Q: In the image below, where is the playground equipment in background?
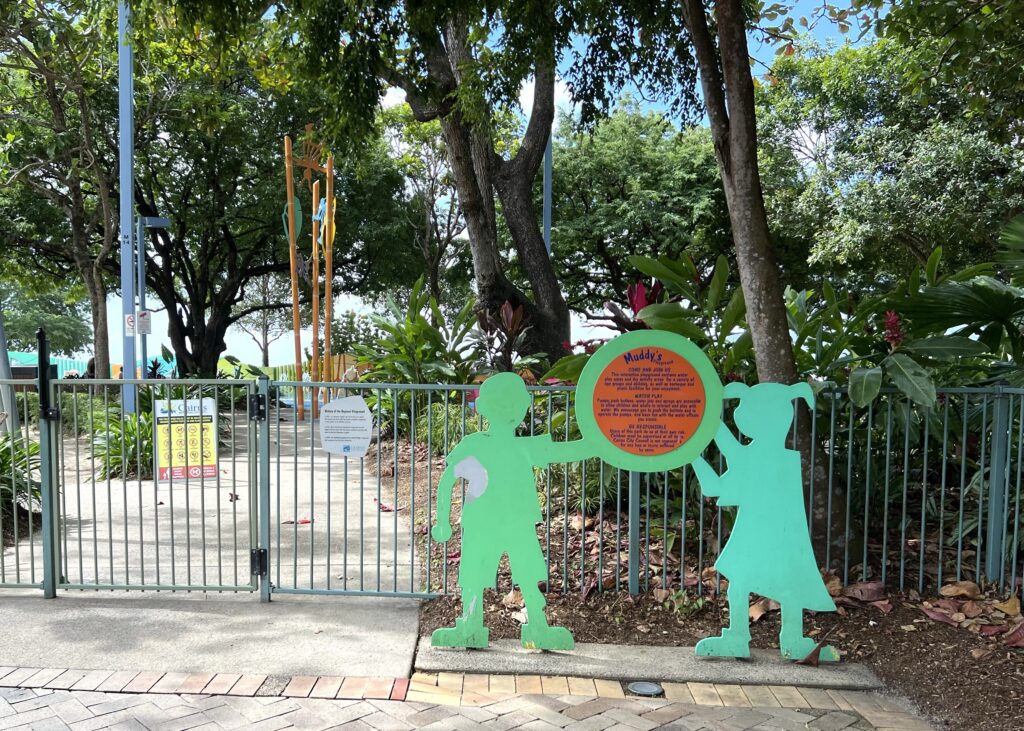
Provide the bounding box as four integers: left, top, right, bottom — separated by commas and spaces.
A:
283, 125, 337, 421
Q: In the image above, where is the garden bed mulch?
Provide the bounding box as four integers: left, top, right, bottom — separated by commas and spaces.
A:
420, 581, 1024, 731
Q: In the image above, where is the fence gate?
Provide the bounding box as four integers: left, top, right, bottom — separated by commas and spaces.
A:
262, 380, 440, 599
47, 377, 259, 593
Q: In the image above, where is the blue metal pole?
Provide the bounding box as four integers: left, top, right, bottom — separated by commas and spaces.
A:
628, 470, 640, 595
543, 136, 552, 256
118, 1, 136, 406
136, 217, 147, 379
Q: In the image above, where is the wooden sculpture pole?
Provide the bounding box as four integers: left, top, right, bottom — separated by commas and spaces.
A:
283, 135, 304, 421
310, 180, 321, 419
323, 156, 335, 394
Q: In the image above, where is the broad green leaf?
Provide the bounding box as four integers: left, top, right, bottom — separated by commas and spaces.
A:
636, 304, 706, 340
627, 255, 695, 299
901, 336, 988, 360
705, 255, 729, 313
884, 353, 936, 406
925, 246, 942, 285
849, 367, 882, 407
541, 354, 590, 384
719, 287, 746, 343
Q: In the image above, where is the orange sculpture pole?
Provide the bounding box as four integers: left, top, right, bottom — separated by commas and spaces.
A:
323, 155, 335, 398
310, 180, 321, 418
283, 135, 304, 421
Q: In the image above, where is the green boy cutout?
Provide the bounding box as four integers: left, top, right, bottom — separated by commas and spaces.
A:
692, 382, 839, 662
431, 372, 589, 650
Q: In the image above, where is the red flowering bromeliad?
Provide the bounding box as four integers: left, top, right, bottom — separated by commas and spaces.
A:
603, 279, 666, 332
883, 310, 904, 349
626, 280, 665, 316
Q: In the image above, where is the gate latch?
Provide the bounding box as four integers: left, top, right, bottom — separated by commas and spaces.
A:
251, 548, 268, 577
248, 394, 266, 422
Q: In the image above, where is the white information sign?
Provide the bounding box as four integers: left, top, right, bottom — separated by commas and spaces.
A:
138, 310, 153, 335
319, 396, 373, 458
124, 313, 136, 336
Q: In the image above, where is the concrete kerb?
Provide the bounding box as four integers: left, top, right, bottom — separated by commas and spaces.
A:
413, 638, 883, 690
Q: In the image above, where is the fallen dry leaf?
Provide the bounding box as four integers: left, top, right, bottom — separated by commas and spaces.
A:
935, 598, 960, 612
994, 595, 1021, 617
652, 588, 671, 603
939, 580, 981, 599
961, 601, 984, 619
971, 647, 993, 660
869, 599, 893, 614
919, 606, 960, 626
749, 600, 767, 623
795, 639, 830, 666
979, 624, 1007, 637
1003, 622, 1024, 648
503, 589, 523, 608
842, 581, 886, 602
823, 573, 842, 597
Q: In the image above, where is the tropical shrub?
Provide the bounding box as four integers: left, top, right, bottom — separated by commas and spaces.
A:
354, 277, 481, 385
0, 433, 41, 532
91, 412, 155, 479
414, 399, 485, 456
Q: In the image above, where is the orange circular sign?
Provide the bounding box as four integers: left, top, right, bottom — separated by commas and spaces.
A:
591, 346, 706, 456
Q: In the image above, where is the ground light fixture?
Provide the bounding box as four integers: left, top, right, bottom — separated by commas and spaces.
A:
626, 681, 664, 697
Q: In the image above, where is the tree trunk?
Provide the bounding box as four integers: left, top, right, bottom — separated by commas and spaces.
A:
401, 20, 571, 363
81, 266, 110, 380
494, 173, 571, 358
681, 0, 845, 563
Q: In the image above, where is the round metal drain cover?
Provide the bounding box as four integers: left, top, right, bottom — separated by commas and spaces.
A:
626, 681, 664, 697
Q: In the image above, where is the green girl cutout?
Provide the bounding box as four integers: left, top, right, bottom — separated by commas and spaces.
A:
692, 382, 839, 662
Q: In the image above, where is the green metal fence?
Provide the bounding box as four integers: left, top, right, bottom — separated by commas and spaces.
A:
2, 338, 1021, 600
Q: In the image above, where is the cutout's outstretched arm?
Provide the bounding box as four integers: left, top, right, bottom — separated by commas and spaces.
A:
714, 422, 741, 459
432, 464, 456, 542
529, 436, 592, 466
693, 454, 740, 504
692, 456, 722, 496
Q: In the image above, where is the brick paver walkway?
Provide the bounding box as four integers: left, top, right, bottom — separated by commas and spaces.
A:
0, 668, 935, 730
0, 685, 934, 730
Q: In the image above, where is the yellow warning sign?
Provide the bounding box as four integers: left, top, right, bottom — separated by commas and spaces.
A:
155, 398, 218, 480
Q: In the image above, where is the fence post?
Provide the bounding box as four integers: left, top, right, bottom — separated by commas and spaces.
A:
628, 470, 640, 595
985, 384, 1011, 587
258, 375, 272, 602
36, 329, 60, 598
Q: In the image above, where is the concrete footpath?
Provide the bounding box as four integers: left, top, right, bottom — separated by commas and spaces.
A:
0, 591, 418, 678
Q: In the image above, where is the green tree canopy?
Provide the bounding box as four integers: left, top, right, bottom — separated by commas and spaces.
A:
0, 280, 91, 357
757, 40, 1024, 285
545, 102, 731, 314
853, 0, 1024, 142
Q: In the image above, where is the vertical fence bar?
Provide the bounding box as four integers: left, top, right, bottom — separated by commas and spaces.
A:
986, 385, 1011, 585
258, 376, 271, 602
37, 330, 58, 597
628, 470, 640, 595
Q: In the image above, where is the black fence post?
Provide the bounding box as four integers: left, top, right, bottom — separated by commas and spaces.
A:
985, 383, 1011, 588
36, 329, 60, 597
